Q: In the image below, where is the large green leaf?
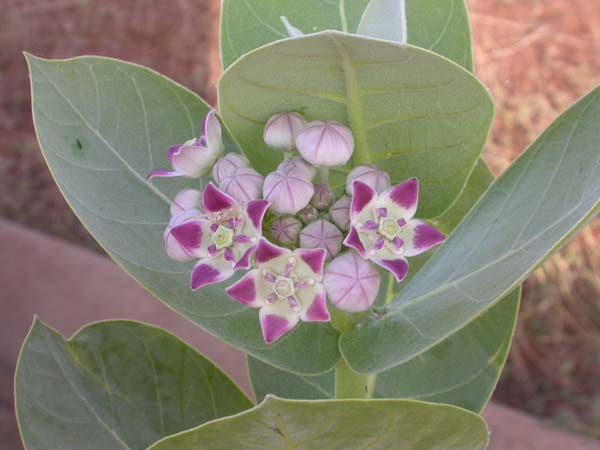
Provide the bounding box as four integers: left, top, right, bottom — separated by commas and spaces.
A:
26, 54, 340, 375
248, 289, 518, 412
149, 396, 489, 450
218, 32, 493, 218
220, 0, 370, 69
15, 320, 252, 450
341, 86, 600, 374
220, 0, 473, 72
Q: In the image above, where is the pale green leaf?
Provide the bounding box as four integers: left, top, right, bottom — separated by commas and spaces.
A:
26, 53, 340, 375
218, 32, 493, 217
340, 86, 600, 373
357, 0, 407, 44
149, 396, 489, 450
15, 320, 252, 450
220, 0, 370, 69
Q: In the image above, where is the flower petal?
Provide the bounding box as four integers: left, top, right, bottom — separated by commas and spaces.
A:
190, 256, 234, 290
379, 178, 419, 220
295, 248, 326, 279
225, 270, 262, 307
167, 144, 183, 164
234, 245, 256, 270
245, 199, 269, 231
204, 110, 224, 154
259, 309, 299, 344
343, 226, 367, 258
350, 180, 377, 219
255, 238, 288, 265
147, 169, 182, 181
402, 220, 445, 257
299, 285, 330, 322
170, 189, 203, 216
373, 257, 409, 283
202, 182, 237, 213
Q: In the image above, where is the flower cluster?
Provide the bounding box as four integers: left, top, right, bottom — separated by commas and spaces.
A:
150, 110, 445, 343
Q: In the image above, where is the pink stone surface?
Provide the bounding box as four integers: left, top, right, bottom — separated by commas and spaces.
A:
1, 218, 599, 450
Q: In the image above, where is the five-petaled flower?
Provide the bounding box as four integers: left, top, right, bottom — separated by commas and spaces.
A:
164, 182, 268, 290
148, 110, 223, 180
344, 178, 445, 282
226, 238, 330, 343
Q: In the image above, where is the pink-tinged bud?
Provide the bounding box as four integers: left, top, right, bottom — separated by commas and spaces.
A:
346, 165, 390, 195
163, 210, 206, 262
277, 157, 317, 180
300, 219, 343, 260
212, 153, 249, 184
296, 120, 354, 167
311, 183, 333, 210
330, 196, 351, 231
263, 169, 314, 214
219, 167, 264, 203
170, 189, 203, 216
324, 252, 381, 312
270, 216, 302, 247
263, 112, 308, 151
297, 205, 319, 224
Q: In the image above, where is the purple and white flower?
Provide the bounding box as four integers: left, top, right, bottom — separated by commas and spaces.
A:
226, 238, 330, 343
323, 252, 381, 313
263, 169, 315, 214
219, 167, 264, 203
300, 219, 343, 261
263, 112, 308, 151
212, 153, 250, 184
148, 110, 223, 180
346, 165, 390, 195
344, 178, 445, 282
296, 120, 354, 167
164, 182, 268, 290
170, 189, 203, 216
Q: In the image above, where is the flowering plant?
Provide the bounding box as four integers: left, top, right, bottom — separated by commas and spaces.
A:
16, 1, 600, 449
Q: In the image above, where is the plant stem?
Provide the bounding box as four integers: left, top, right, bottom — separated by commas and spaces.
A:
317, 166, 329, 183
335, 358, 372, 399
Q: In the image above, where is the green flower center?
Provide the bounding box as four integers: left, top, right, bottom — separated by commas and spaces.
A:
379, 217, 400, 240
273, 277, 295, 299
212, 225, 234, 250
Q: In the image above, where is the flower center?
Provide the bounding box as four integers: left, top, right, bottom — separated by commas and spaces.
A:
379, 217, 400, 240
212, 225, 234, 250
273, 276, 295, 299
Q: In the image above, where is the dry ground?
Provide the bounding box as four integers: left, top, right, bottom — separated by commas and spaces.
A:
0, 0, 599, 439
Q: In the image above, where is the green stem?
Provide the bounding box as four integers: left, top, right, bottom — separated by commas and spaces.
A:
335, 358, 372, 399
317, 166, 329, 183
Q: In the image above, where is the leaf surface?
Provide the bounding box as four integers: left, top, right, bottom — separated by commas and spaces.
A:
15, 320, 252, 450
149, 396, 488, 450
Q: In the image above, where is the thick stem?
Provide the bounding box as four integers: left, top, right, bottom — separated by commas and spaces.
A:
317, 166, 330, 183
335, 358, 372, 399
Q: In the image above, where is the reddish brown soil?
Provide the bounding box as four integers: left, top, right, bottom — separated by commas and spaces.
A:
0, 0, 599, 440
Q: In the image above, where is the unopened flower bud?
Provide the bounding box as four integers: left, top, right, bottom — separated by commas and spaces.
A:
300, 219, 343, 260
311, 183, 333, 210
263, 169, 314, 214
277, 156, 317, 180
324, 252, 381, 312
212, 153, 249, 184
263, 112, 308, 151
170, 189, 203, 216
296, 120, 354, 167
297, 205, 318, 224
270, 216, 302, 247
330, 196, 351, 231
220, 167, 264, 203
346, 165, 390, 195
163, 210, 205, 262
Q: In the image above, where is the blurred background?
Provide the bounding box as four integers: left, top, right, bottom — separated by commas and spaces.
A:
1, 0, 599, 448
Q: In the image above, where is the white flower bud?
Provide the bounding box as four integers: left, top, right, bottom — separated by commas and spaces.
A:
270, 216, 302, 247
263, 169, 314, 214
212, 153, 249, 184
263, 112, 308, 151
346, 165, 390, 195
219, 167, 265, 203
296, 120, 354, 167
330, 196, 351, 231
300, 219, 343, 261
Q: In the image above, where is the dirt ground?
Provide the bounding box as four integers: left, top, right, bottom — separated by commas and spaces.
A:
0, 0, 599, 440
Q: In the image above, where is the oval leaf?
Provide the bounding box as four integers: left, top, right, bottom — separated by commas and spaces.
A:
340, 86, 600, 373
218, 31, 494, 217
15, 320, 252, 450
26, 53, 340, 375
149, 396, 488, 450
